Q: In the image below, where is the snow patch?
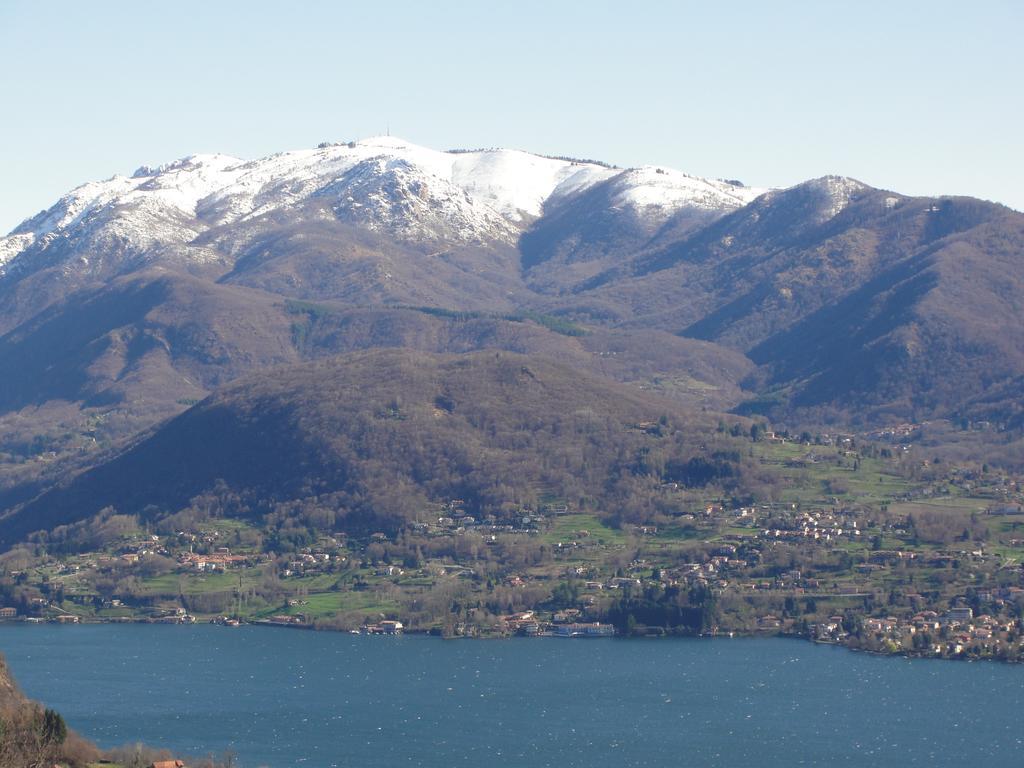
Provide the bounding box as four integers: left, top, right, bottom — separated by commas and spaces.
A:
611, 167, 765, 214
451, 149, 615, 221
0, 232, 35, 269
808, 176, 867, 220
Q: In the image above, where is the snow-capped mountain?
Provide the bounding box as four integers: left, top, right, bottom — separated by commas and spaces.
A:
0, 130, 1020, 510
0, 136, 766, 279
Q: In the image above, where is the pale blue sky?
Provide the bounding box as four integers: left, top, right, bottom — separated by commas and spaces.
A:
1, 0, 1021, 232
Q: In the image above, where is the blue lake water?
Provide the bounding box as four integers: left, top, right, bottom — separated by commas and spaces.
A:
1, 624, 1022, 767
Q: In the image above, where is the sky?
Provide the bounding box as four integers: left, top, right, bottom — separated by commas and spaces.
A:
1, 0, 1021, 232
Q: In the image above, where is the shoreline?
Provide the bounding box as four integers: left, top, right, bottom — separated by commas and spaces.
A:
2, 616, 1019, 665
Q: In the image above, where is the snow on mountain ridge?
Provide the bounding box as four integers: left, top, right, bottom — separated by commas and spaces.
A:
754, 175, 868, 224
315, 155, 519, 243
610, 167, 765, 214
810, 175, 868, 219
450, 148, 616, 221
0, 137, 768, 273
0, 233, 34, 267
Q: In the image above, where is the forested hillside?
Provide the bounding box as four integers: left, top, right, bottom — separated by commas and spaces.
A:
3, 350, 760, 547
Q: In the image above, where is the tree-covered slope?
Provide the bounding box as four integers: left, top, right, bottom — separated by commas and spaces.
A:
1, 350, 752, 546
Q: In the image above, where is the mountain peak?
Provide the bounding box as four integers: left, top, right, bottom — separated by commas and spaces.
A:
2, 137, 773, 276
749, 175, 872, 223
806, 175, 870, 219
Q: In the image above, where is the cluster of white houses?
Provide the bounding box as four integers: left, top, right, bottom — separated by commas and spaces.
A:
500, 610, 615, 637
811, 606, 1022, 656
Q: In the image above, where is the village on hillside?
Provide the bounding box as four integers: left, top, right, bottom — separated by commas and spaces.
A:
1, 431, 1022, 662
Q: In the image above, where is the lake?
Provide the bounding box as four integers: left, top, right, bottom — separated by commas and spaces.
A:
1, 624, 1021, 767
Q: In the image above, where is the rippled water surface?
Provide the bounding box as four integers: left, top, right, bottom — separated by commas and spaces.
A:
1, 624, 1022, 767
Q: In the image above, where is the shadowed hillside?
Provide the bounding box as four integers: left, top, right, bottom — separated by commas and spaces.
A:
553, 186, 1024, 424
1, 350, 754, 546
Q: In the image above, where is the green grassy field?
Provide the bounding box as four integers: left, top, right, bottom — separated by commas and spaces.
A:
887, 496, 990, 516
541, 513, 629, 547
252, 588, 402, 620
752, 442, 916, 506
142, 570, 255, 595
